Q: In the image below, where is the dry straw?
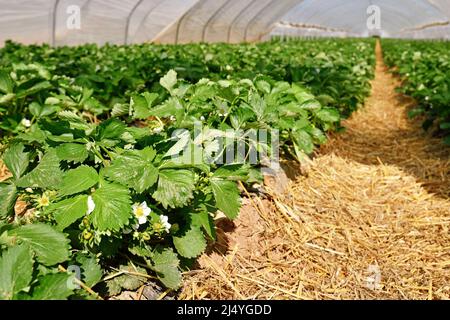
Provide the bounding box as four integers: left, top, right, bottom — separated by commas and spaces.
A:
179, 43, 450, 300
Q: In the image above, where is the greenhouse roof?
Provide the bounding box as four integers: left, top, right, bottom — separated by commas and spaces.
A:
0, 0, 449, 46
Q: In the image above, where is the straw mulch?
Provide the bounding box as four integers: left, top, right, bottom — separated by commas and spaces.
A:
0, 159, 11, 182
179, 42, 450, 300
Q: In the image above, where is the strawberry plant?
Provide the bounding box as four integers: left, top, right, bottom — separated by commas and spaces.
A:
0, 38, 375, 299
0, 69, 342, 297
383, 40, 450, 143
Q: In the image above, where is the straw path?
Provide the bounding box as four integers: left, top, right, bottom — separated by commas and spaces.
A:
179, 41, 450, 300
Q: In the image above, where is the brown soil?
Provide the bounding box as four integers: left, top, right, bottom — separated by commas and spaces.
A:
179, 41, 450, 300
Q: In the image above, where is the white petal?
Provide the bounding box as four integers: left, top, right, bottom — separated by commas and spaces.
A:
143, 207, 151, 216
138, 216, 147, 224
164, 222, 171, 232
160, 215, 168, 223
87, 196, 95, 215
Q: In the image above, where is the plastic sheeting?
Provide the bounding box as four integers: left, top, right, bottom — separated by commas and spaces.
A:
154, 0, 302, 43
278, 0, 450, 39
0, 0, 449, 46
0, 0, 200, 46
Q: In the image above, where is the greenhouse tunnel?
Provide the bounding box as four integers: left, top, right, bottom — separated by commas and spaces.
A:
1, 0, 450, 303
0, 0, 449, 46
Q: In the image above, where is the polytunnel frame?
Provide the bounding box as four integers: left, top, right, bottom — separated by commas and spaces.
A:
51, 0, 193, 45
227, 0, 258, 43
244, 0, 276, 42
244, 0, 302, 42
125, 0, 145, 45
201, 0, 233, 42
172, 0, 303, 43
132, 0, 167, 43
48, 0, 450, 46
281, 0, 450, 37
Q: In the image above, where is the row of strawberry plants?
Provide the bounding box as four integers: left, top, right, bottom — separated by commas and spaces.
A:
382, 40, 450, 144
0, 39, 374, 299
0, 39, 375, 135
0, 71, 341, 299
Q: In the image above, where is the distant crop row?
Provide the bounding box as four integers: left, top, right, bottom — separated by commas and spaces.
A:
0, 39, 375, 299
383, 40, 450, 144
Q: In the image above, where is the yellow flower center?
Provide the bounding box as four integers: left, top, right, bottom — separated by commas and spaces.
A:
38, 195, 50, 207
153, 222, 162, 230
135, 207, 145, 218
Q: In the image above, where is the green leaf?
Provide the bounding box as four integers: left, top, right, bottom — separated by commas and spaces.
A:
16, 149, 63, 189
16, 81, 52, 99
131, 93, 158, 119
190, 211, 216, 240
151, 247, 181, 290
0, 245, 34, 300
2, 143, 29, 180
444, 135, 450, 145
57, 111, 92, 132
75, 254, 102, 287
97, 119, 126, 141
293, 130, 314, 154
212, 164, 249, 181
29, 102, 58, 118
49, 195, 88, 230
106, 264, 147, 294
105, 147, 158, 194
8, 224, 70, 266
173, 227, 207, 259
91, 182, 131, 231
58, 166, 98, 197
153, 169, 195, 209
0, 183, 17, 219
111, 103, 129, 118
0, 71, 14, 94
160, 70, 177, 93
55, 143, 89, 163
210, 179, 240, 219
439, 122, 450, 130
30, 273, 73, 300
0, 93, 15, 105
315, 107, 340, 123
149, 97, 183, 118
129, 243, 153, 258
256, 80, 271, 94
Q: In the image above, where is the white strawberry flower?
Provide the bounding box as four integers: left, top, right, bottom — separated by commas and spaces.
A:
133, 201, 151, 225
169, 115, 176, 121
153, 126, 163, 133
21, 118, 31, 127
200, 116, 205, 121
87, 196, 95, 215
160, 215, 171, 233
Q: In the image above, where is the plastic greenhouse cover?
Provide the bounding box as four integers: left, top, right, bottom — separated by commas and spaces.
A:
0, 0, 449, 46
0, 0, 304, 45
278, 0, 450, 38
